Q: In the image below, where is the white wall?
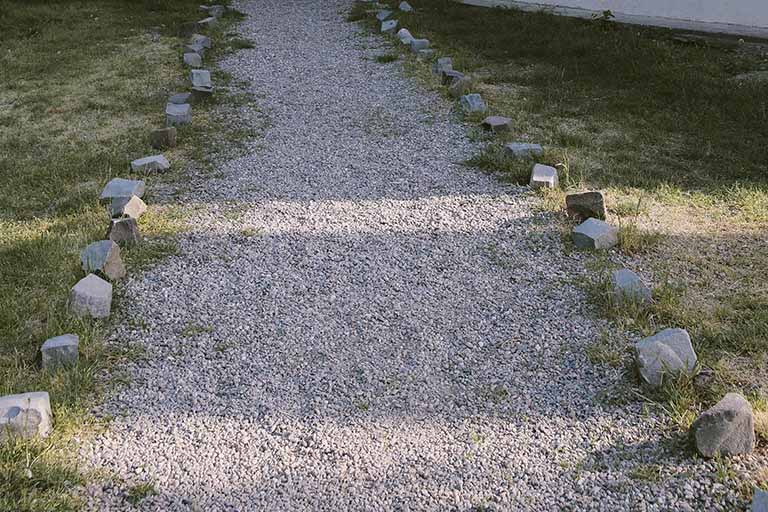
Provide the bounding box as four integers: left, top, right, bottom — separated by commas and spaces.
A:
534, 0, 768, 28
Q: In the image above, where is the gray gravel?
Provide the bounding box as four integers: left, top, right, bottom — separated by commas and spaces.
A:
78, 1, 761, 510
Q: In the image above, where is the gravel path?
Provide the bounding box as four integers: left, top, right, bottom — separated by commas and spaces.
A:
79, 1, 757, 510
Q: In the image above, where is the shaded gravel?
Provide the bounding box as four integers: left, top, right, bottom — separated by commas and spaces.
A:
78, 0, 760, 510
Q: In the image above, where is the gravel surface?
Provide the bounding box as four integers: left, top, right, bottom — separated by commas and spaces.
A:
78, 1, 761, 510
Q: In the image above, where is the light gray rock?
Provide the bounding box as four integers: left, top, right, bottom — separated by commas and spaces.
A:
99, 178, 145, 202
481, 115, 512, 133
635, 328, 697, 387
399, 1, 413, 11
190, 69, 212, 89
432, 57, 452, 75
111, 195, 147, 220
184, 52, 202, 67
529, 163, 558, 189
81, 240, 126, 281
185, 43, 206, 57
752, 489, 768, 512
166, 103, 192, 126
41, 334, 79, 370
198, 16, 217, 29
441, 69, 464, 86
376, 10, 392, 21
459, 93, 486, 113
0, 392, 52, 442
150, 127, 177, 149
505, 142, 543, 159
169, 92, 192, 105
397, 28, 413, 44
691, 393, 755, 458
565, 190, 606, 220
572, 218, 618, 250
611, 269, 652, 305
190, 33, 212, 49
381, 19, 398, 33
416, 49, 434, 59
410, 39, 430, 52
130, 154, 170, 174
192, 86, 214, 101
107, 218, 141, 245
448, 77, 472, 98
69, 274, 112, 319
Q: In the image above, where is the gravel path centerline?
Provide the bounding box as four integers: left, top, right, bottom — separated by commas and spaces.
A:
79, 1, 752, 510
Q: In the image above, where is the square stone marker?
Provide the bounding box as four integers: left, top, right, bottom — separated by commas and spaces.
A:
505, 142, 543, 159
111, 195, 148, 220
381, 19, 398, 33
0, 392, 52, 441
81, 240, 126, 280
69, 274, 113, 319
460, 93, 486, 113
107, 218, 141, 245
150, 126, 177, 149
130, 154, 170, 173
190, 69, 212, 89
99, 178, 145, 201
481, 115, 512, 132
166, 103, 192, 126
529, 163, 558, 189
185, 43, 205, 57
432, 57, 452, 75
184, 52, 202, 67
190, 33, 212, 48
376, 10, 392, 21
41, 334, 79, 370
572, 218, 619, 250
410, 38, 430, 52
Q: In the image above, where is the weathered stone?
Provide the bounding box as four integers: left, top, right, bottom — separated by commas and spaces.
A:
80, 240, 126, 281
185, 43, 206, 57
441, 69, 464, 86
190, 69, 212, 89
691, 393, 755, 458
190, 33, 212, 49
635, 328, 697, 388
381, 19, 398, 33
529, 163, 558, 189
107, 218, 141, 245
410, 38, 430, 52
611, 269, 652, 305
150, 127, 177, 149
572, 218, 618, 250
99, 178, 145, 202
481, 115, 512, 132
69, 274, 112, 319
397, 28, 413, 44
399, 1, 413, 11
169, 92, 192, 105
565, 190, 606, 220
376, 10, 392, 21
460, 93, 486, 113
0, 392, 52, 442
184, 52, 202, 67
416, 49, 434, 60
41, 334, 79, 370
191, 86, 214, 102
432, 57, 452, 75
130, 154, 170, 174
166, 103, 192, 126
448, 77, 472, 98
505, 142, 543, 159
752, 489, 768, 512
198, 16, 217, 29
208, 4, 225, 17
111, 195, 147, 220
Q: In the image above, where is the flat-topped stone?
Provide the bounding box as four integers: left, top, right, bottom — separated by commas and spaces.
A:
190, 33, 212, 48
381, 19, 398, 33
81, 240, 126, 280
107, 218, 141, 245
448, 76, 472, 98
612, 269, 652, 305
505, 142, 543, 159
198, 16, 217, 28
185, 43, 206, 57
150, 127, 177, 149
111, 195, 147, 220
410, 39, 430, 52
184, 52, 202, 67
190, 69, 212, 89
41, 334, 79, 370
0, 392, 52, 442
691, 393, 755, 458
460, 93, 486, 113
99, 178, 145, 201
572, 218, 618, 250
166, 103, 192, 126
481, 115, 512, 132
566, 191, 606, 220
432, 57, 452, 75
169, 92, 192, 105
397, 28, 413, 44
70, 274, 112, 319
376, 10, 392, 21
399, 1, 414, 11
130, 154, 170, 174
529, 163, 558, 189
416, 49, 434, 59
441, 69, 464, 86
635, 328, 697, 387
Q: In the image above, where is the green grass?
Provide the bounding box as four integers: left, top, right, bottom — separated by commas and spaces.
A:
0, 0, 255, 508
125, 482, 156, 506
375, 53, 400, 63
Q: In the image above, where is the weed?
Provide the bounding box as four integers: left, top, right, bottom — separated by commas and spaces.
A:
375, 53, 399, 64
629, 463, 662, 482
125, 482, 156, 506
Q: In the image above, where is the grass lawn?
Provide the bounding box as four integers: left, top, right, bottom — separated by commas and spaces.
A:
357, 0, 768, 468
0, 0, 256, 509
